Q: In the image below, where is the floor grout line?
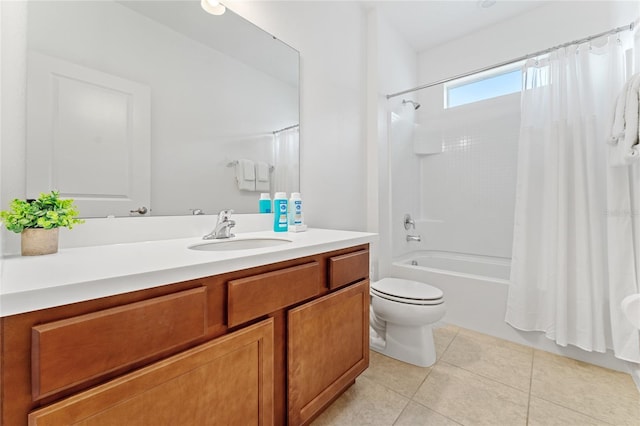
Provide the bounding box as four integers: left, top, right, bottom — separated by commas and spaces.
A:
525, 347, 535, 425
531, 394, 619, 426
390, 399, 411, 426
436, 359, 531, 395
407, 397, 465, 426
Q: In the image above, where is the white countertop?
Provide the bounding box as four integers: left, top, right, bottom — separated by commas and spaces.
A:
0, 228, 376, 317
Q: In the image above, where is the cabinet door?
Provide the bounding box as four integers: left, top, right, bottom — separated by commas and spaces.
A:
29, 319, 274, 426
288, 280, 369, 426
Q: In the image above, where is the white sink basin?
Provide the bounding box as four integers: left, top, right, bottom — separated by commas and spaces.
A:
189, 237, 292, 251
622, 294, 640, 330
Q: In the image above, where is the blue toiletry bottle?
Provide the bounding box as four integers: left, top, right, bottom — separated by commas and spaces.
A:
289, 192, 303, 225
273, 192, 288, 232
259, 193, 272, 213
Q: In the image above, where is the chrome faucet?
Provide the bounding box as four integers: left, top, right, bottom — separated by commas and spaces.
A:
406, 234, 422, 242
203, 209, 236, 240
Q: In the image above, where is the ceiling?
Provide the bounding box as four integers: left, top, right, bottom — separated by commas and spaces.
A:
365, 1, 550, 52
118, 1, 299, 86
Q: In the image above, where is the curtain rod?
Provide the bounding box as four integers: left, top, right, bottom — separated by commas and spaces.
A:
273, 124, 299, 134
386, 19, 638, 100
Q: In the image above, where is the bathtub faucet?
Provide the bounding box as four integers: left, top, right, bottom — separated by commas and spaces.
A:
406, 234, 422, 242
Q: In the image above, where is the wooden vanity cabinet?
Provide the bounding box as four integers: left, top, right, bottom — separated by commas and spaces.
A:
0, 243, 370, 426
29, 318, 275, 426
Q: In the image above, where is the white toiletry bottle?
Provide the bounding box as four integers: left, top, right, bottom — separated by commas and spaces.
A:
273, 192, 288, 232
289, 192, 303, 226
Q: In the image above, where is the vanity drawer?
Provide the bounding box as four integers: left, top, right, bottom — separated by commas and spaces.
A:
32, 287, 207, 399
227, 261, 321, 327
328, 249, 369, 290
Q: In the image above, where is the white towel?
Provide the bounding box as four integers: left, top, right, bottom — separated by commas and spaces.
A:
608, 73, 640, 166
255, 161, 270, 192
235, 159, 255, 191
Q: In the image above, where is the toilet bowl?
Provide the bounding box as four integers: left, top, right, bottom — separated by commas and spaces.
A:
369, 277, 446, 367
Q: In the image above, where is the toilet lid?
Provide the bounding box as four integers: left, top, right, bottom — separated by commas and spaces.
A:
371, 278, 443, 301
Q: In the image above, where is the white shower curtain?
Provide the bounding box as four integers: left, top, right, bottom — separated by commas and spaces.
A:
506, 36, 632, 357
608, 160, 640, 362
273, 126, 300, 194
606, 22, 640, 362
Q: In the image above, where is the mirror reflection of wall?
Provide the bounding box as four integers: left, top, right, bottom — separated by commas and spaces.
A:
25, 0, 299, 217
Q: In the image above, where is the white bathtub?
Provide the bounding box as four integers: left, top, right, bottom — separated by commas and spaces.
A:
396, 251, 511, 281
389, 250, 633, 374
389, 250, 511, 334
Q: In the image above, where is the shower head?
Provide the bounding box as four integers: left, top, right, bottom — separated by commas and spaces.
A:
402, 99, 421, 110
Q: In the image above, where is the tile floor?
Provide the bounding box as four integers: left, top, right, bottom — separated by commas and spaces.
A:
312, 324, 640, 426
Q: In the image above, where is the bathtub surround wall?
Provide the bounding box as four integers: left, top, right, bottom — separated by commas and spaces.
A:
412, 93, 519, 258
367, 7, 419, 278
389, 104, 423, 258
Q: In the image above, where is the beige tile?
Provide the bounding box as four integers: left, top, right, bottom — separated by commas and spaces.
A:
311, 376, 409, 426
413, 362, 528, 426
456, 327, 533, 354
433, 323, 460, 359
393, 401, 461, 426
531, 350, 640, 426
528, 396, 613, 426
440, 328, 533, 390
362, 351, 431, 397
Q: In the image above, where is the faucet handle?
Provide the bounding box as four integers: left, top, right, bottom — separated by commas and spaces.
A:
218, 209, 234, 221
404, 214, 415, 230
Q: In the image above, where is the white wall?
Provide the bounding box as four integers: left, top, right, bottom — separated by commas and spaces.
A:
226, 1, 368, 231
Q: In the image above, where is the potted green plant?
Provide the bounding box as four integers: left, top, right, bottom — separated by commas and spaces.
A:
0, 190, 84, 256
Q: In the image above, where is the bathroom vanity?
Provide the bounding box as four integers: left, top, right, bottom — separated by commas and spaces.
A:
0, 229, 374, 425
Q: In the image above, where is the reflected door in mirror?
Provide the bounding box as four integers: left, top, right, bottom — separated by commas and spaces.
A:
26, 52, 151, 217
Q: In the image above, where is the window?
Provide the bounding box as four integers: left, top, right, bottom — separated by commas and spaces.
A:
444, 63, 523, 109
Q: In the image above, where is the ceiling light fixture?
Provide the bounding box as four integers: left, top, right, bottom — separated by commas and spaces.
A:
201, 0, 226, 15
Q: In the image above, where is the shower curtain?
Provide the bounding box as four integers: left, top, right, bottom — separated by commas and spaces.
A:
273, 126, 300, 194
506, 34, 639, 361
608, 158, 640, 363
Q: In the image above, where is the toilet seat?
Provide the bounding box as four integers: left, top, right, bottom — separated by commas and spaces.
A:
371, 278, 443, 306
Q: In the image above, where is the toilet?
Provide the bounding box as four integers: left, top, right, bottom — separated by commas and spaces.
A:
369, 277, 446, 367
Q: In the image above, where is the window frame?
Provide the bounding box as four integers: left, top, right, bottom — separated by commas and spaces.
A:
443, 60, 525, 109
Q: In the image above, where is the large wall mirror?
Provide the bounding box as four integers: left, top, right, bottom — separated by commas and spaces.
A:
24, 0, 299, 218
